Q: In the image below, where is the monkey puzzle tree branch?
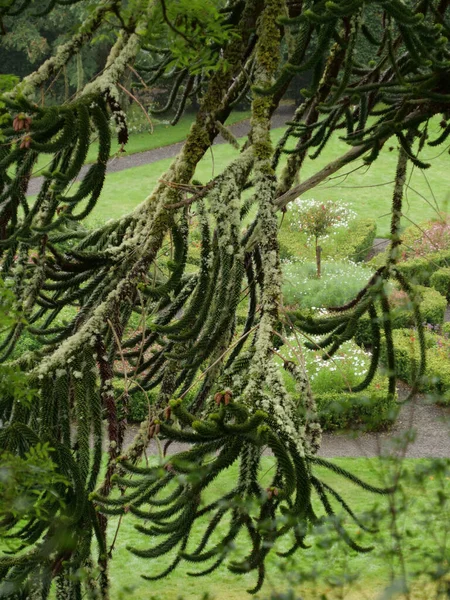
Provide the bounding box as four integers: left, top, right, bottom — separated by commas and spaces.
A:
275, 140, 375, 209
1, 1, 450, 597
275, 106, 430, 211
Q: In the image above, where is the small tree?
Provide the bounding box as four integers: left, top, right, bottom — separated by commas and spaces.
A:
290, 199, 355, 278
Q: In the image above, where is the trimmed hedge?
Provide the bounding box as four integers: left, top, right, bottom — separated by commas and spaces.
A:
347, 218, 377, 262
114, 382, 156, 422
380, 328, 450, 405
279, 217, 376, 263
315, 384, 397, 431
397, 250, 450, 286
120, 377, 396, 431
442, 322, 450, 337
356, 285, 447, 346
430, 267, 450, 301
419, 285, 448, 324
371, 248, 450, 286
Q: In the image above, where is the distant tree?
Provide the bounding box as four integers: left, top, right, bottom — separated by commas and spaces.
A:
0, 0, 447, 597
0, 1, 113, 100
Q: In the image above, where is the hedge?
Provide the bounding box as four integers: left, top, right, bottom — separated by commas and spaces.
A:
279, 217, 377, 263
315, 384, 398, 431
371, 248, 450, 286
397, 250, 450, 286
430, 267, 450, 301
346, 218, 377, 262
119, 377, 396, 431
356, 285, 447, 346
114, 382, 156, 422
380, 328, 450, 405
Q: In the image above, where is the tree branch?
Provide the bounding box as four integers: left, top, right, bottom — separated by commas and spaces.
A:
275, 142, 373, 209
275, 109, 427, 210
160, 0, 196, 49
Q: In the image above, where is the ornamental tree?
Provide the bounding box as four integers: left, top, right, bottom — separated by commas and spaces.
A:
0, 0, 447, 597
290, 198, 355, 277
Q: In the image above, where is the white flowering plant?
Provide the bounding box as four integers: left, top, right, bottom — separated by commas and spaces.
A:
289, 198, 357, 277
282, 338, 372, 394
281, 258, 374, 309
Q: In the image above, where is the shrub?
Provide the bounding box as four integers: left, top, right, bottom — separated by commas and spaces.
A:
10, 332, 42, 358
288, 198, 356, 239
356, 284, 447, 345
282, 259, 374, 309
371, 248, 450, 284
430, 267, 450, 301
0, 74, 19, 93
370, 216, 450, 287
396, 249, 450, 286
288, 198, 357, 277
417, 285, 448, 324
380, 328, 450, 404
398, 216, 450, 260
289, 198, 356, 236
346, 218, 377, 262
371, 217, 450, 264
315, 384, 397, 431
114, 381, 155, 422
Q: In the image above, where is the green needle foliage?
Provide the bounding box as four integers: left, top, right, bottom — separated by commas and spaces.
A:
0, 0, 448, 597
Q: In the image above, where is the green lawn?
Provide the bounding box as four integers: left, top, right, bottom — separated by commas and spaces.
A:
107, 456, 450, 600
82, 115, 450, 237
31, 110, 250, 176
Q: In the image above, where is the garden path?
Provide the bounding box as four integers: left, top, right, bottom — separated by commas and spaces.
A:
26, 105, 296, 196
122, 384, 450, 459
319, 383, 450, 458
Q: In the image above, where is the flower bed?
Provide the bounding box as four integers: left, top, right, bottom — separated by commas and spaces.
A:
283, 339, 396, 430
282, 258, 374, 309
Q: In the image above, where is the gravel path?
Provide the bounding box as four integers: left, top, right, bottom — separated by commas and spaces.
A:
365, 237, 390, 261
26, 105, 295, 197
121, 384, 450, 459
319, 384, 450, 458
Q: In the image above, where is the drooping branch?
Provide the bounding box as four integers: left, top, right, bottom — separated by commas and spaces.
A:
2, 0, 450, 597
